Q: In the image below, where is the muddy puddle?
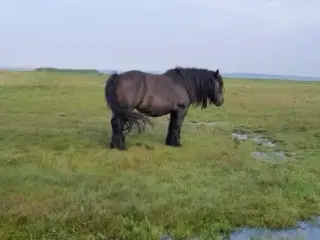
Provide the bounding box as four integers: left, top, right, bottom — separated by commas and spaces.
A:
229, 216, 320, 240
232, 131, 287, 163
232, 132, 276, 148
160, 216, 320, 239
192, 121, 218, 126
251, 151, 286, 163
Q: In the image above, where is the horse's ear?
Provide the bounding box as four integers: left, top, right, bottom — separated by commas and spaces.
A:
175, 67, 184, 78
175, 67, 181, 73
213, 69, 219, 77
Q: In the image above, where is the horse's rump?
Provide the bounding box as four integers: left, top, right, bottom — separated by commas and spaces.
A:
104, 72, 152, 134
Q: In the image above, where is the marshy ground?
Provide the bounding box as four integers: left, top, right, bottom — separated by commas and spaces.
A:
0, 71, 319, 240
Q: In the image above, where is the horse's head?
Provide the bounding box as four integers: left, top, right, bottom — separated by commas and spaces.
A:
209, 69, 224, 107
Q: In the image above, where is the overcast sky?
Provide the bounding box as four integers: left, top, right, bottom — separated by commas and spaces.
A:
1, 0, 319, 76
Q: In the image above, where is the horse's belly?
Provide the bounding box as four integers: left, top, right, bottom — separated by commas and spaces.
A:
136, 95, 172, 117
136, 107, 171, 117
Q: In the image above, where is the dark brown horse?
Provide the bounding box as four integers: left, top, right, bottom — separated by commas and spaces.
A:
104, 66, 225, 150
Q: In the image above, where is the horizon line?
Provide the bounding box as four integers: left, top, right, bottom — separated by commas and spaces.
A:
0, 65, 319, 79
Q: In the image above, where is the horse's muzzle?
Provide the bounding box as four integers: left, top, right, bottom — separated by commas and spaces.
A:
215, 97, 224, 106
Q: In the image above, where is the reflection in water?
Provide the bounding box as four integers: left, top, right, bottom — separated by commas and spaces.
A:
251, 151, 286, 163
232, 132, 249, 141
229, 217, 320, 240
251, 135, 276, 147
159, 217, 320, 240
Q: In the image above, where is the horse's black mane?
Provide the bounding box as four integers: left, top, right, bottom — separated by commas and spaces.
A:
163, 66, 224, 109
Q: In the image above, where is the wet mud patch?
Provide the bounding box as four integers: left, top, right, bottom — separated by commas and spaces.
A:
231, 129, 291, 163
233, 133, 277, 148
232, 132, 249, 141
251, 136, 276, 147
232, 130, 279, 148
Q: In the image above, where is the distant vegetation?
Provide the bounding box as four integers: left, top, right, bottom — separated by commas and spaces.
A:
223, 72, 320, 81
34, 67, 102, 75
0, 66, 318, 81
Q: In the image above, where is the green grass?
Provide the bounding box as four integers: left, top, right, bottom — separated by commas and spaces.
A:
0, 70, 320, 240
34, 67, 102, 75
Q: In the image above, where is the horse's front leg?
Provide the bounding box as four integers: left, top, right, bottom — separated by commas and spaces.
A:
166, 108, 187, 147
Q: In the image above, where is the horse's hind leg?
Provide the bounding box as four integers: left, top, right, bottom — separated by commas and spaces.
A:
110, 115, 126, 150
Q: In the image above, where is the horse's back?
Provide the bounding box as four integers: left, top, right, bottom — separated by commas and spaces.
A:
144, 72, 190, 106
118, 70, 174, 87
117, 69, 188, 99
118, 70, 146, 80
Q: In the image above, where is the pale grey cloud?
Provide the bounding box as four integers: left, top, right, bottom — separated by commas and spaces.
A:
0, 0, 319, 76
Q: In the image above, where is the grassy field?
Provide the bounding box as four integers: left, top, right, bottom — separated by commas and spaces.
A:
0, 70, 319, 240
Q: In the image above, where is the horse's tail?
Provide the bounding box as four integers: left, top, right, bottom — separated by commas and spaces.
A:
104, 73, 152, 135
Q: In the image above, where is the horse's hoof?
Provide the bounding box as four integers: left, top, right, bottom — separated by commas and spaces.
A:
110, 143, 126, 150
166, 142, 182, 147
110, 146, 127, 151
118, 146, 127, 151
